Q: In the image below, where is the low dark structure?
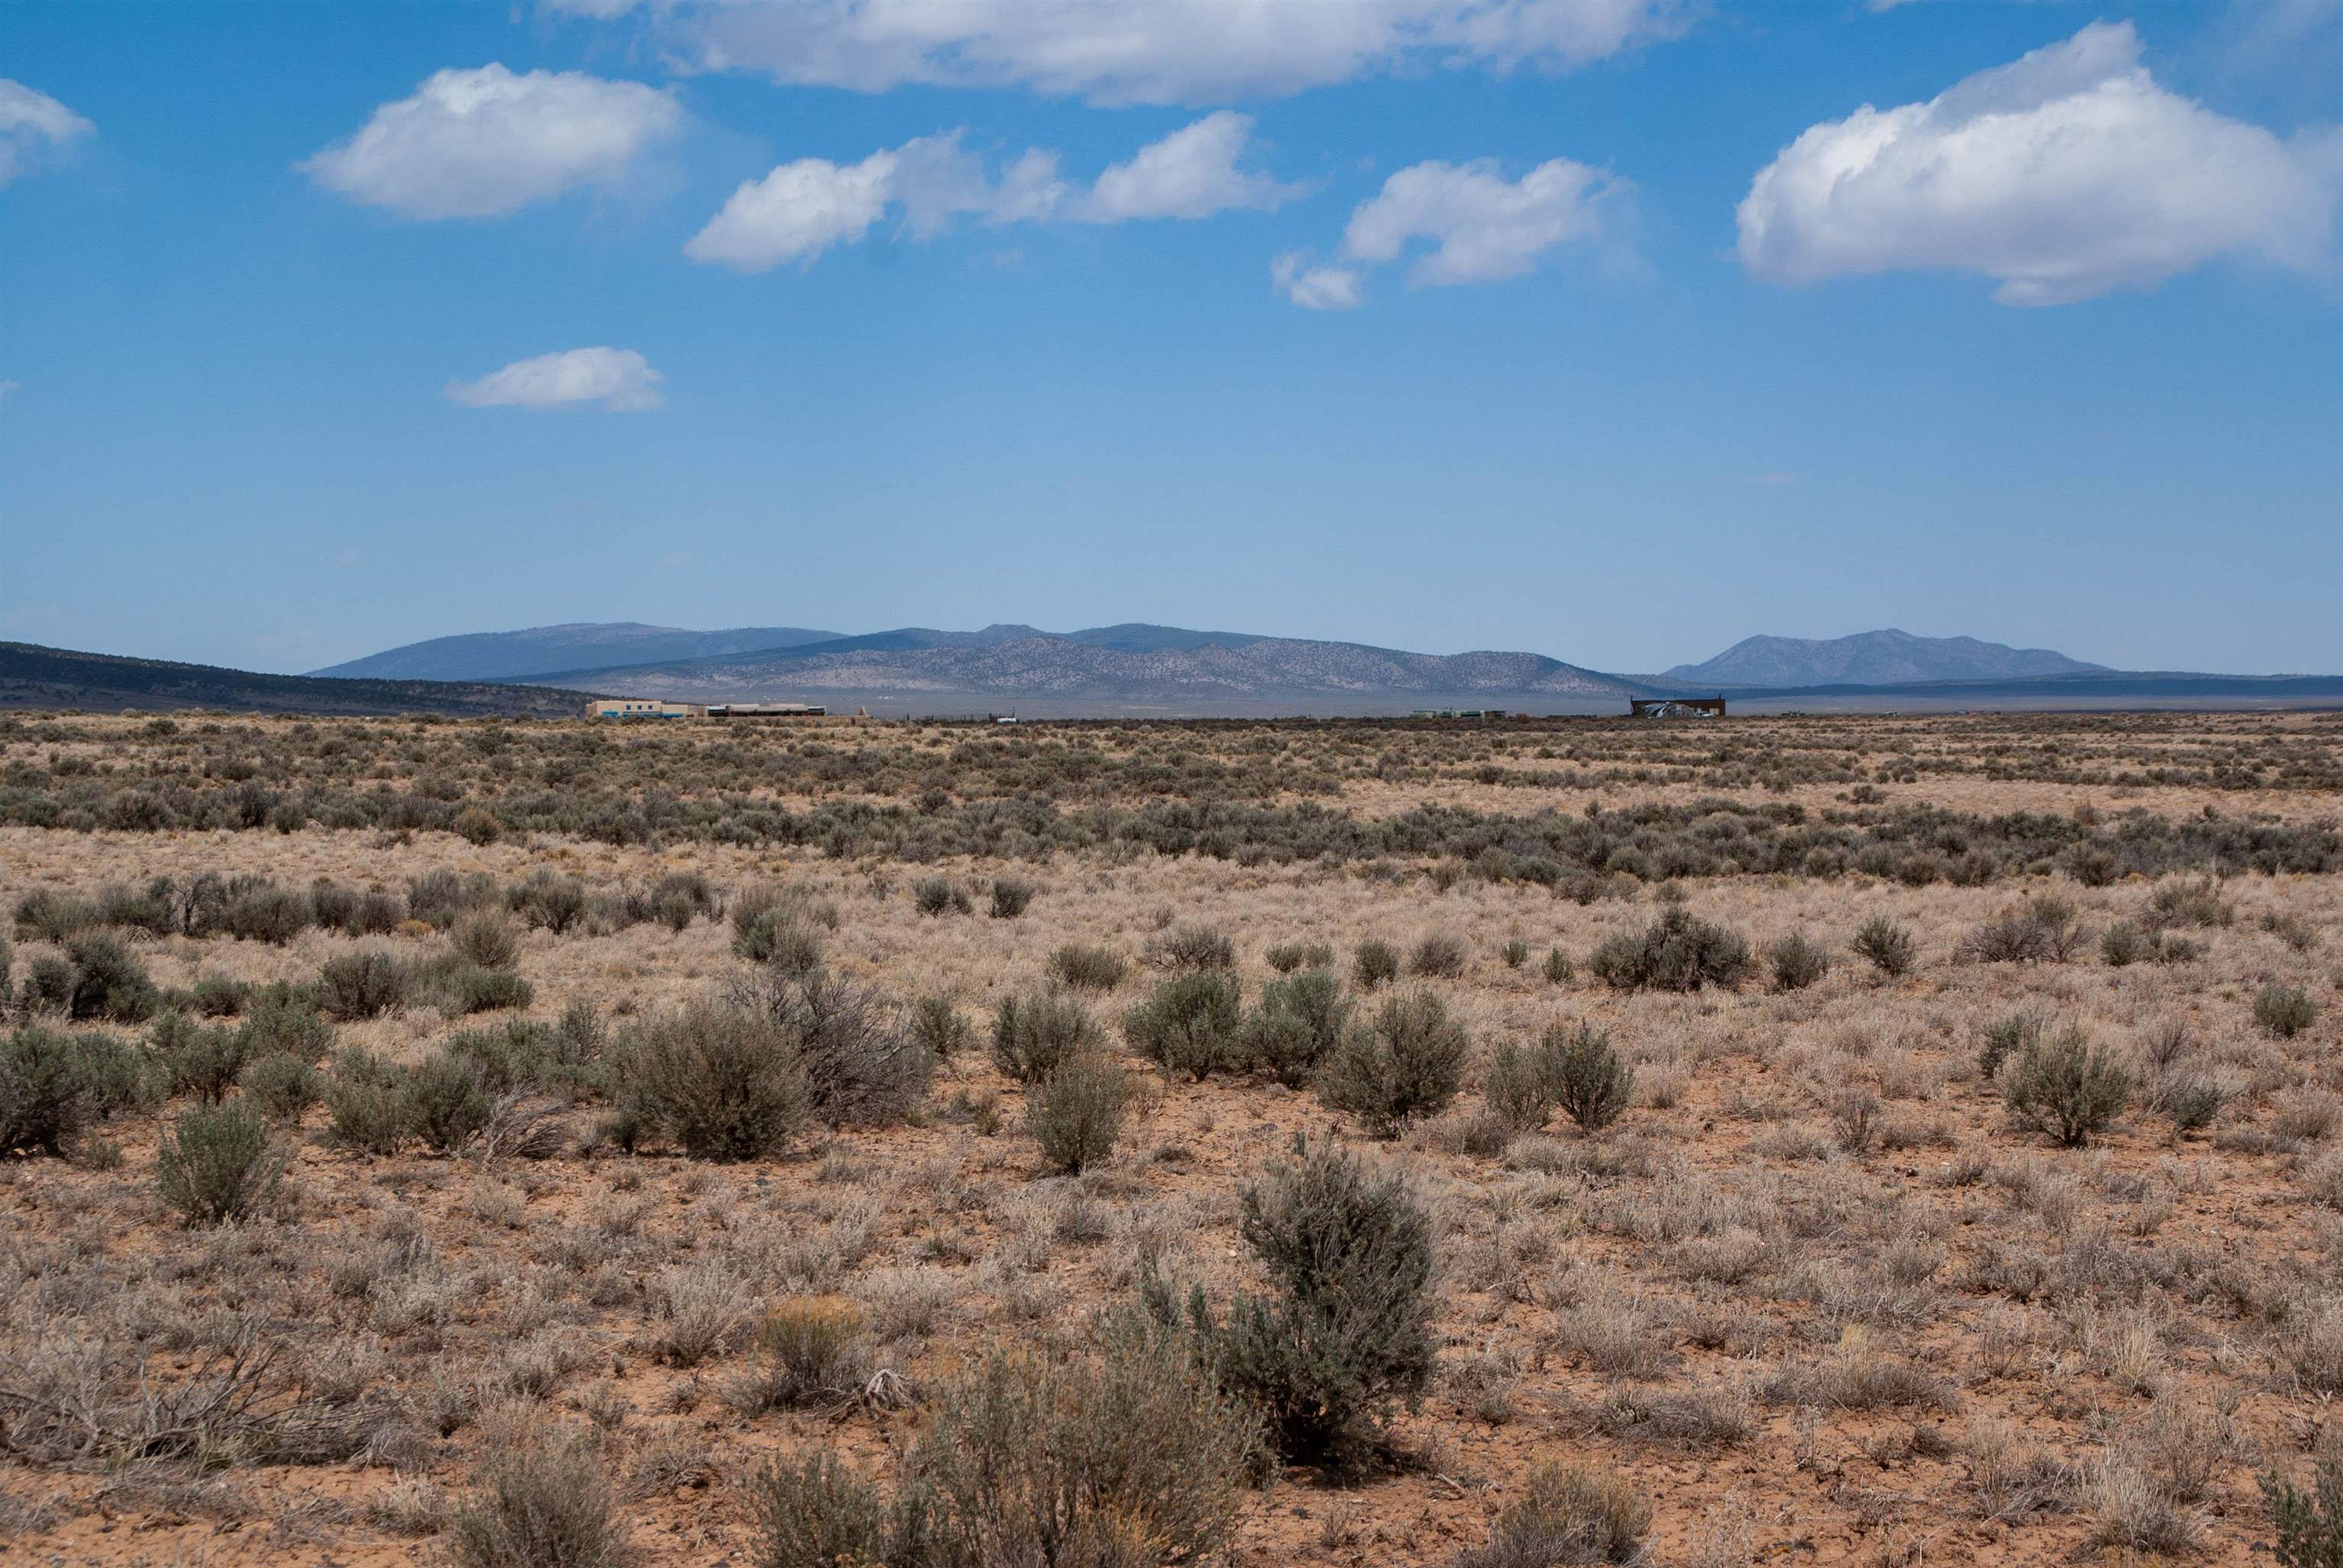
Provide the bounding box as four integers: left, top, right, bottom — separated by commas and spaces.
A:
1630, 696, 1727, 718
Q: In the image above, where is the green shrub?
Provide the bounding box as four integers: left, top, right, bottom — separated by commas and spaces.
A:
1123, 972, 1244, 1080
20, 953, 74, 1015
1852, 915, 1918, 977
449, 1431, 630, 1568
747, 1320, 1255, 1568
1454, 1460, 1650, 1568
2256, 983, 2319, 1039
60, 933, 160, 1023
1499, 938, 1529, 970
1317, 991, 1467, 1136
908, 995, 970, 1058
1236, 969, 1351, 1087
101, 882, 178, 937
1959, 895, 2081, 964
14, 889, 101, 943
451, 806, 503, 847
1026, 1052, 1131, 1174
326, 1046, 410, 1155
510, 873, 587, 934
991, 989, 1104, 1084
447, 1019, 554, 1094
2164, 1074, 2227, 1133
2262, 1451, 2343, 1568
1978, 1011, 2044, 1081
1166, 1137, 1435, 1468
155, 1100, 284, 1226
320, 947, 411, 1021
1588, 908, 1751, 993
730, 969, 931, 1129
435, 963, 534, 1016
222, 882, 313, 944
622, 1003, 808, 1161
1407, 931, 1468, 978
733, 1297, 870, 1415
72, 1030, 148, 1119
1353, 939, 1400, 989
148, 1011, 251, 1104
2002, 1022, 2130, 1146
188, 973, 252, 1017
1542, 946, 1574, 985
1146, 924, 1236, 972
988, 878, 1036, 919
1768, 931, 1829, 991
452, 909, 522, 969
403, 1051, 494, 1154
912, 876, 970, 917
2100, 921, 2151, 967
241, 1052, 323, 1123
1551, 1020, 1633, 1132
239, 989, 336, 1062
0, 1025, 94, 1155
1265, 940, 1333, 975
1044, 943, 1128, 991
734, 909, 824, 974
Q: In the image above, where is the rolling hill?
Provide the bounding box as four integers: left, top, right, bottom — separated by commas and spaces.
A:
310, 622, 841, 683
0, 643, 597, 718
1663, 629, 2103, 688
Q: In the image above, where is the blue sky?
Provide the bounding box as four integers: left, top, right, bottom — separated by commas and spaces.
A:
2, 1, 2339, 676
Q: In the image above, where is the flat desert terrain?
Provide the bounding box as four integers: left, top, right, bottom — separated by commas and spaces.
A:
1, 709, 2338, 1566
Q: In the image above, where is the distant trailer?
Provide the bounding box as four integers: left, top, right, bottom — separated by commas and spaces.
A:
705, 702, 826, 719
1410, 708, 1512, 720
1628, 697, 1727, 719
587, 699, 704, 719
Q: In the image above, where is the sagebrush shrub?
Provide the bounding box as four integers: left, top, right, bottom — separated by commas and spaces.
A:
1542, 946, 1574, 986
1123, 972, 1243, 1080
1548, 1020, 1634, 1132
1769, 931, 1829, 991
2255, 983, 2319, 1039
147, 1011, 251, 1104
1454, 1460, 1650, 1568
1588, 908, 1751, 993
622, 1003, 808, 1161
733, 1296, 870, 1414
1265, 940, 1333, 975
2003, 1022, 2130, 1146
320, 947, 410, 1020
156, 1100, 284, 1226
240, 1051, 322, 1123
1853, 916, 1918, 978
2101, 921, 2152, 968
912, 877, 969, 917
1146, 924, 1236, 972
449, 1430, 630, 1568
990, 989, 1103, 1084
908, 995, 970, 1058
1236, 969, 1351, 1087
326, 1046, 408, 1155
1353, 939, 1400, 989
1407, 931, 1467, 978
403, 1051, 493, 1154
749, 1320, 1255, 1568
1317, 991, 1467, 1136
1164, 1137, 1435, 1467
0, 1025, 94, 1156
988, 878, 1035, 919
2261, 1452, 2343, 1568
1026, 1051, 1130, 1174
451, 909, 522, 969
729, 969, 931, 1129
1044, 943, 1128, 991
1959, 895, 2081, 965
59, 933, 159, 1023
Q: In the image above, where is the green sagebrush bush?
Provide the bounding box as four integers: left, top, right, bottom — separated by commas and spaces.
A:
1588, 908, 1751, 993
991, 988, 1104, 1084
746, 1316, 1258, 1568
1153, 1136, 1435, 1470
156, 1099, 284, 1226
1317, 991, 1467, 1136
1236, 969, 1351, 1088
1123, 971, 1243, 1080
2002, 1021, 2130, 1146
1025, 1052, 1131, 1174
1485, 1020, 1633, 1135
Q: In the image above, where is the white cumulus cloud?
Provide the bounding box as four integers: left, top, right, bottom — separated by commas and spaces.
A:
1736, 21, 2341, 305
303, 63, 680, 220
1271, 251, 1364, 310
0, 79, 95, 186
1081, 111, 1297, 220
688, 114, 1290, 272
445, 347, 665, 410
566, 0, 1686, 106
1342, 156, 1618, 284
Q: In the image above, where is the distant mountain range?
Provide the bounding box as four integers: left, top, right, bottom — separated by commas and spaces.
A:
5, 631, 2337, 718
0, 642, 592, 718
312, 623, 843, 683
1663, 629, 2104, 688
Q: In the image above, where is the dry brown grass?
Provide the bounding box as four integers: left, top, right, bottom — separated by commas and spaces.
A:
0, 710, 2338, 1566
